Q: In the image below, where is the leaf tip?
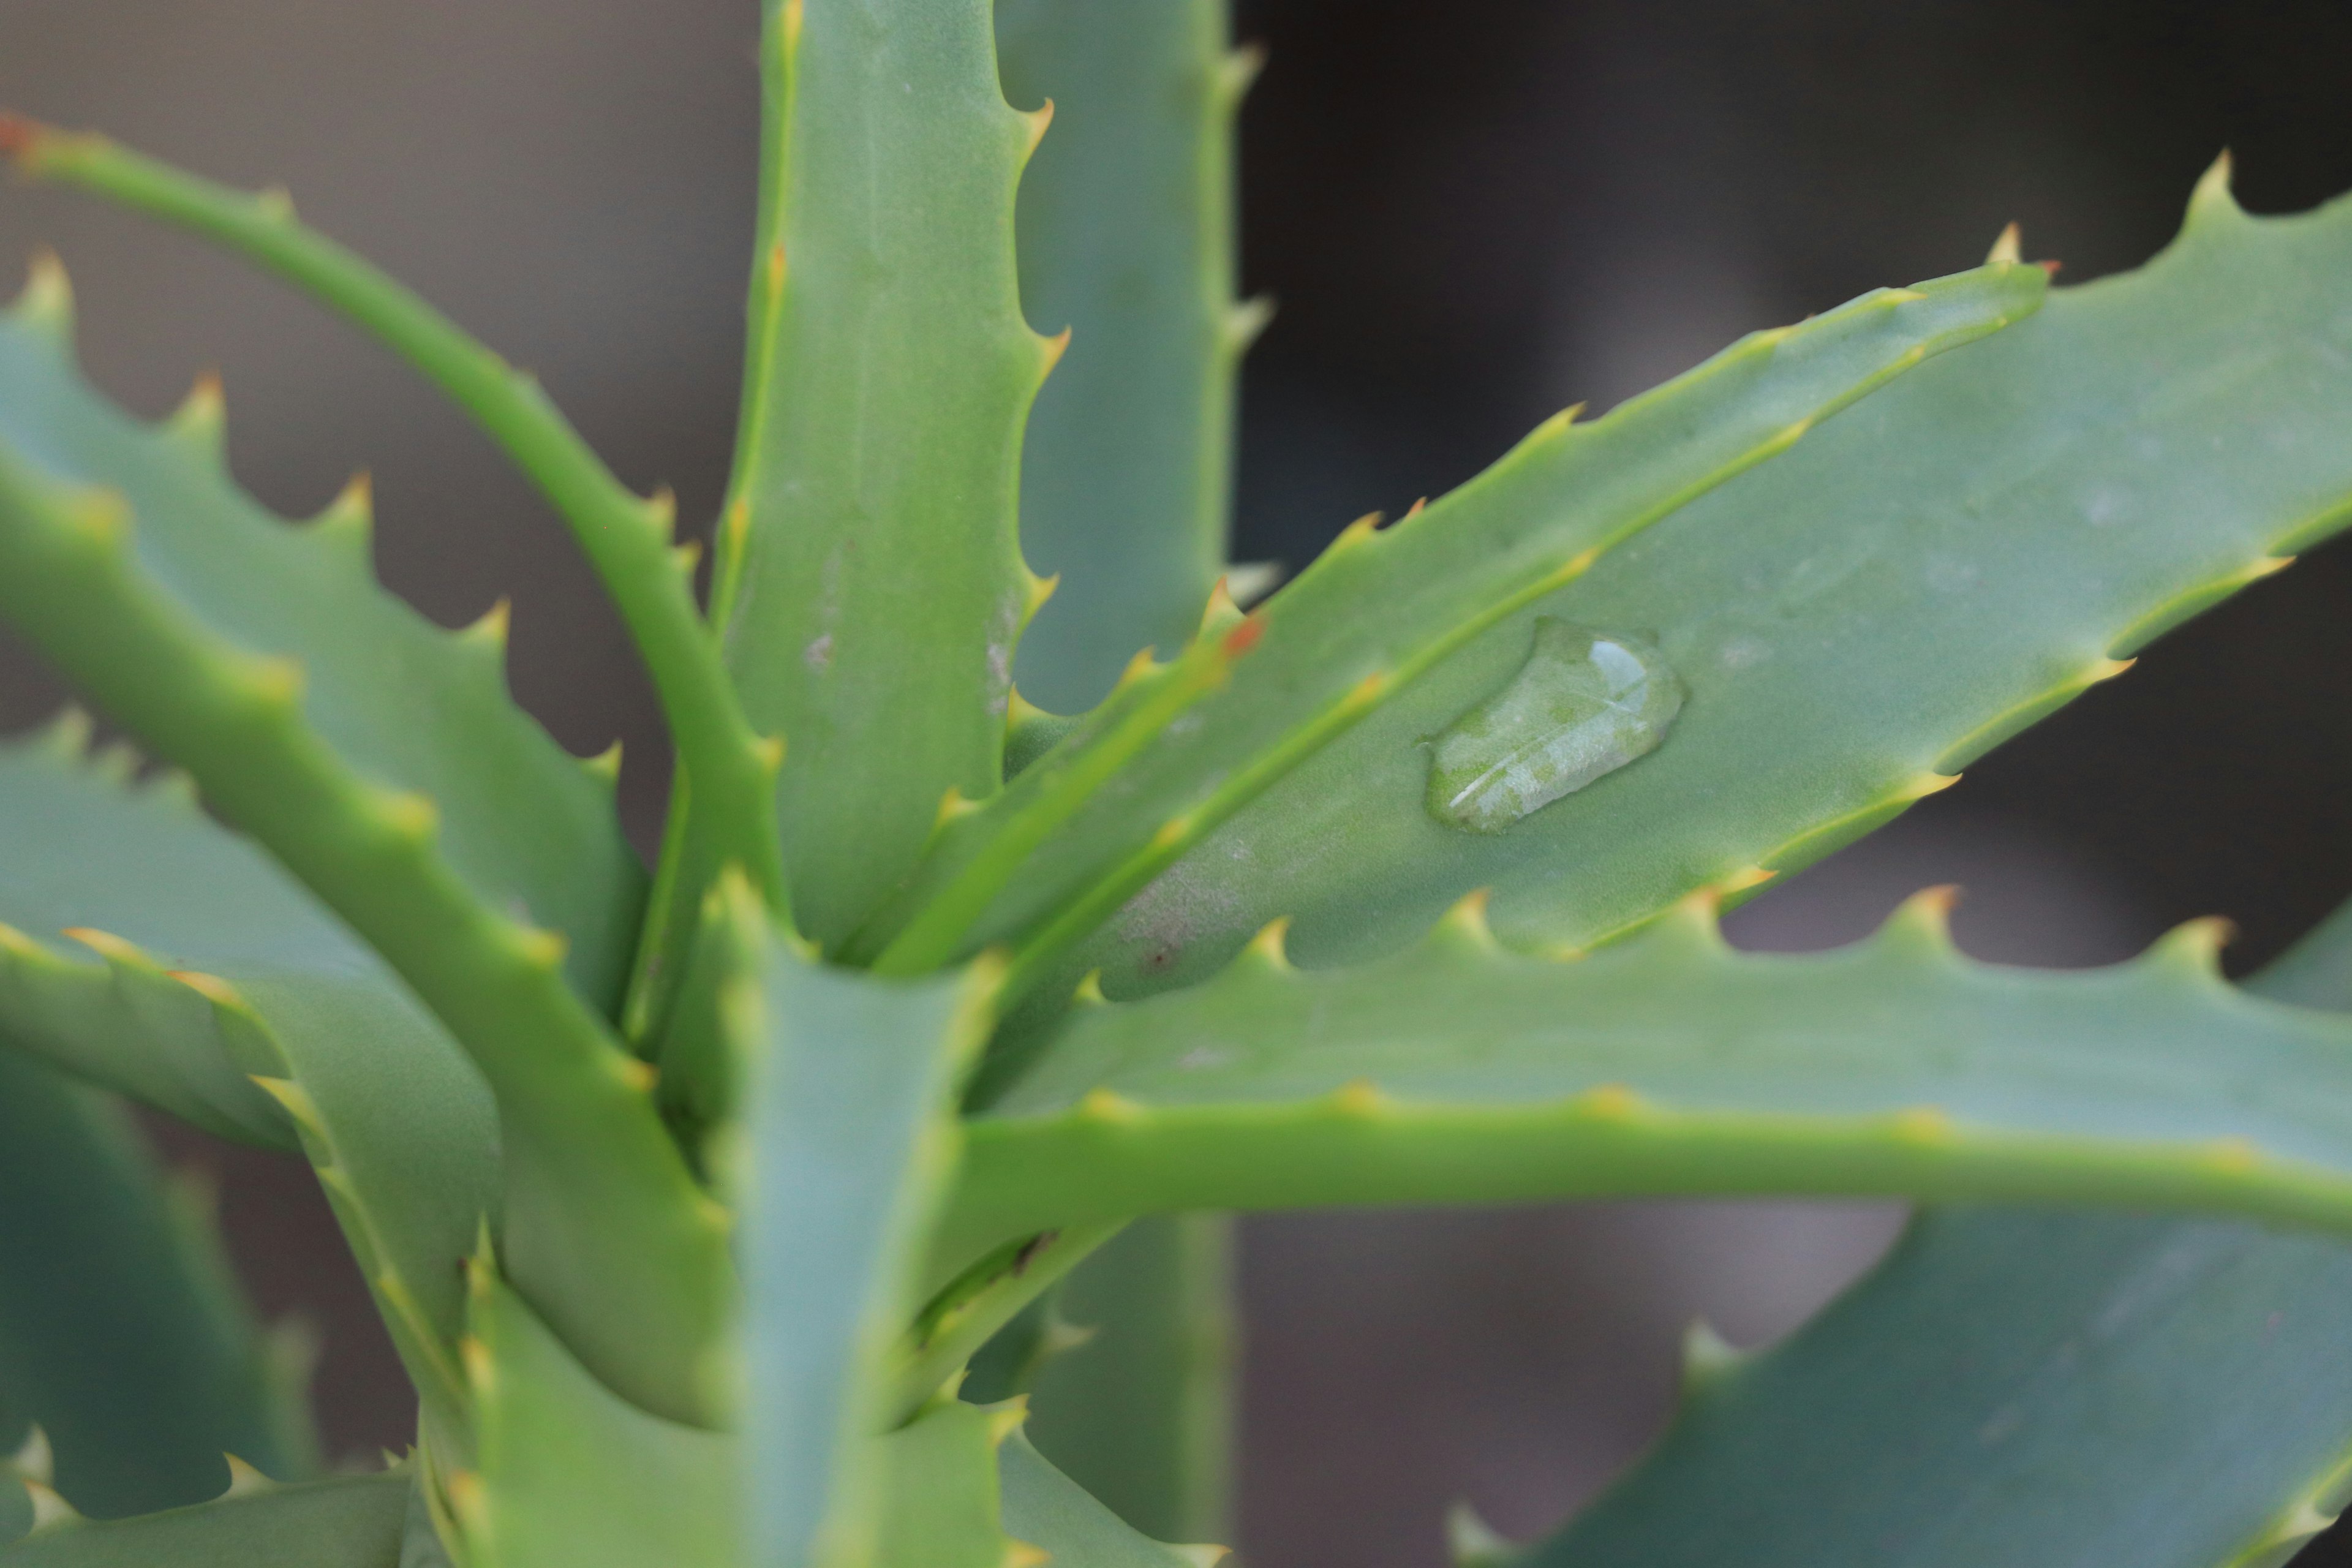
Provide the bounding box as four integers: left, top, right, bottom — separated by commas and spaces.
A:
1242, 915, 1294, 970
10, 1425, 51, 1485
1679, 1316, 1746, 1390
2191, 149, 2241, 222
1022, 98, 1056, 159
1985, 221, 2022, 266
221, 1454, 274, 1498
10, 246, 73, 342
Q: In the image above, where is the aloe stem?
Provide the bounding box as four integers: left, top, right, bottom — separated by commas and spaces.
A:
0, 115, 788, 920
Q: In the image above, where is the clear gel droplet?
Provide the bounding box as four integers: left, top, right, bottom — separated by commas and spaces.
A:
1425, 619, 1685, 834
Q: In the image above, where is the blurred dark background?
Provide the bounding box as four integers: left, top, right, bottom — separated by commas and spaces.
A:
4, 2, 2352, 1563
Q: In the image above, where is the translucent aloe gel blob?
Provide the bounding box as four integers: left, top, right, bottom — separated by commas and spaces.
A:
1424, 619, 1686, 834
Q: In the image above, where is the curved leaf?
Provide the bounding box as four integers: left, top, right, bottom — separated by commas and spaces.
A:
942, 892, 2352, 1264
1519, 1208, 2352, 1568
0, 721, 492, 1437
864, 260, 2045, 984
0, 261, 643, 1014
0, 118, 784, 951
1519, 883, 2352, 1568
0, 1052, 313, 1521
0, 404, 725, 1425
1033, 164, 2352, 1016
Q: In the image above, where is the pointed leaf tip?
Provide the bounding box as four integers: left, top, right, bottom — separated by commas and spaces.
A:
1244, 914, 1294, 969
10, 247, 73, 340
1023, 98, 1056, 159
165, 370, 228, 456
1985, 222, 2023, 266
460, 596, 511, 650
221, 1453, 274, 1498
1447, 1501, 1516, 1568
2192, 149, 2241, 219
1681, 1316, 1745, 1389
10, 1425, 51, 1485
1885, 883, 1962, 944
1435, 888, 1496, 946
22, 1476, 80, 1532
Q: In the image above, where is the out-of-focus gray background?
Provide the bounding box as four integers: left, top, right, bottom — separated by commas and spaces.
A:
4, 3, 2351, 1564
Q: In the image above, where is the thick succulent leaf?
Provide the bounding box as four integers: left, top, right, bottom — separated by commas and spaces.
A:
872, 1400, 1020, 1568
447, 1268, 736, 1568
1519, 1208, 2352, 1568
0, 1051, 313, 1521
1521, 891, 2352, 1568
0, 1470, 409, 1567
0, 266, 643, 1014
0, 118, 786, 962
0, 418, 726, 1425
941, 893, 2352, 1264
1012, 1217, 1234, 1543
0, 724, 489, 1440
1038, 164, 2352, 1013
701, 0, 1057, 958
995, 0, 1256, 711
988, 10, 1253, 1536
863, 261, 2045, 983
738, 933, 997, 1568
997, 1433, 1224, 1568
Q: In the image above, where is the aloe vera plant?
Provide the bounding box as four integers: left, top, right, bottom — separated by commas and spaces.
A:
4, 2, 2352, 1565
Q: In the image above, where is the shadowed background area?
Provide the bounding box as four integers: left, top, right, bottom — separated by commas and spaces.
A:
2, 2, 2350, 1564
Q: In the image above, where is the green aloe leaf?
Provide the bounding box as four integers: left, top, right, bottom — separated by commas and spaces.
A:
0, 721, 489, 1444
1518, 883, 2352, 1568
446, 1264, 737, 1568
738, 930, 998, 1568
0, 374, 725, 1425
997, 1432, 1224, 1568
872, 1400, 1020, 1568
0, 118, 785, 946
699, 0, 1057, 957
988, 8, 1256, 1543
0, 1469, 409, 1567
0, 1051, 314, 1522
864, 260, 2045, 986
1518, 1208, 2352, 1568
995, 0, 1257, 712
1031, 163, 2352, 1016
1009, 1218, 1234, 1544
940, 891, 2352, 1265
0, 260, 643, 1014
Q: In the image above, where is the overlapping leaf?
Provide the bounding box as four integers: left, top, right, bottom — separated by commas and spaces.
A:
1023, 165, 2352, 1017
738, 930, 997, 1567
0, 722, 492, 1438
1521, 884, 2352, 1568
942, 892, 2352, 1265
996, 0, 1259, 712
0, 271, 642, 1012
0, 372, 724, 1425
0, 1051, 312, 1521
862, 260, 2044, 985
703, 0, 1060, 959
